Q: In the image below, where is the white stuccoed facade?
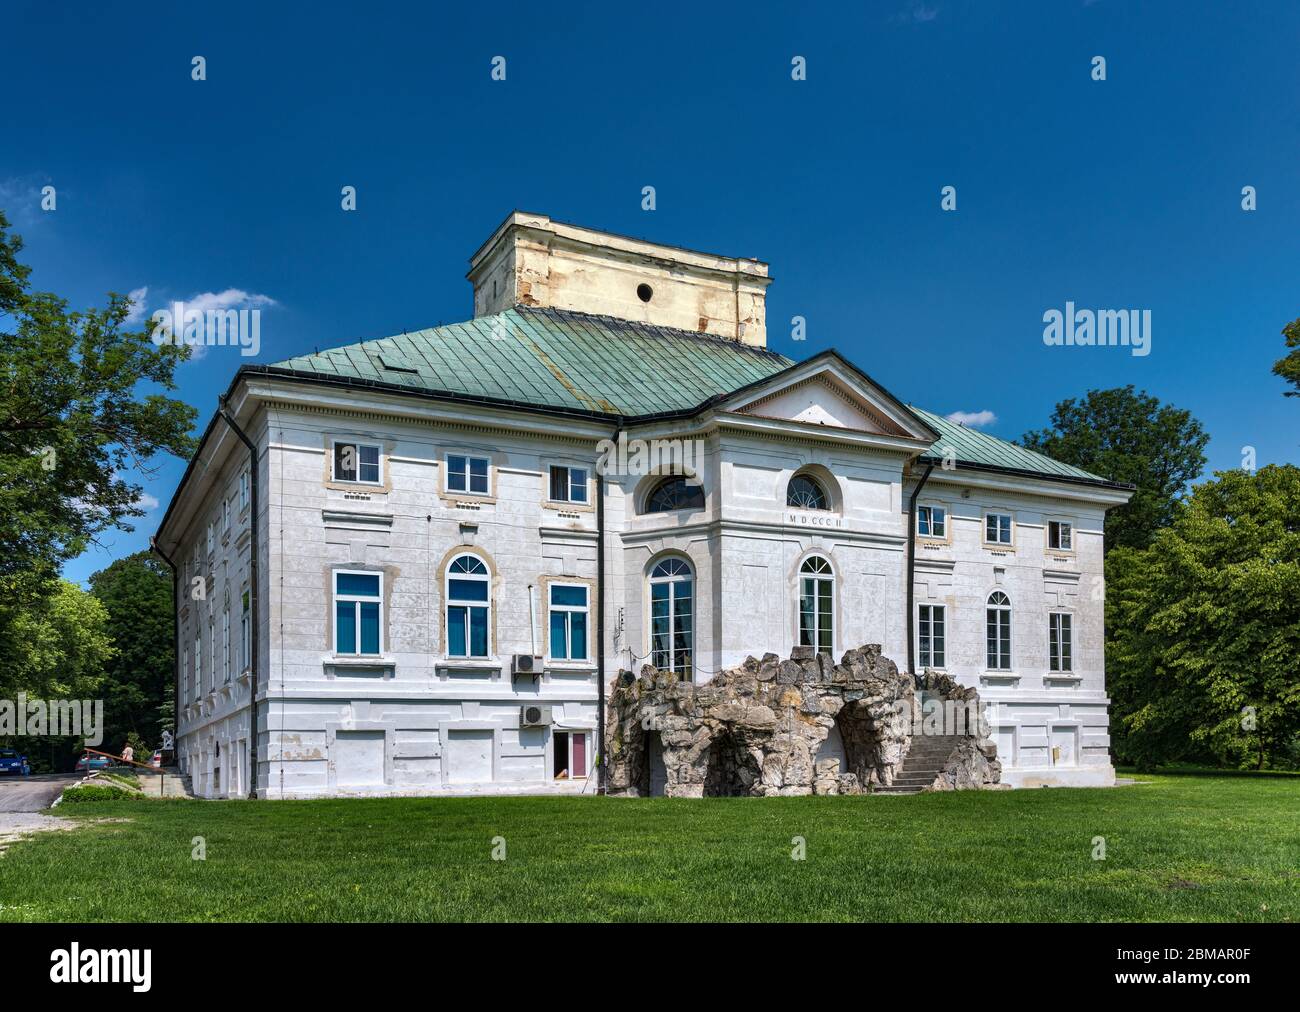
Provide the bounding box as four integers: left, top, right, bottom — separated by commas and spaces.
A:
158, 213, 1131, 799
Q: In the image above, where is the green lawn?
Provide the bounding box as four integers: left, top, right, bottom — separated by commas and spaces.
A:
1, 773, 1296, 921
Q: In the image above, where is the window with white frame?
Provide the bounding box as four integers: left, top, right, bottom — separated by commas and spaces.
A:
182, 646, 190, 704
239, 469, 249, 512
548, 465, 588, 504
917, 504, 946, 538
334, 571, 382, 656
918, 604, 946, 668
222, 607, 231, 683
209, 620, 217, 690
332, 441, 381, 484
446, 555, 490, 658
986, 591, 1012, 670
1048, 520, 1073, 551
798, 556, 834, 655
1049, 612, 1073, 672
240, 590, 251, 672
446, 454, 489, 495
984, 512, 1013, 545
222, 497, 231, 534
649, 557, 693, 679
552, 730, 589, 779
206, 521, 214, 555
194, 633, 202, 695
548, 584, 589, 661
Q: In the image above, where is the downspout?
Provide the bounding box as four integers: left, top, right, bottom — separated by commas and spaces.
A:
905, 460, 935, 679
595, 421, 622, 795
217, 395, 260, 799
149, 536, 179, 768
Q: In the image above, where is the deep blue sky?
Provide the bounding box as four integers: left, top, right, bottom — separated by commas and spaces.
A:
4, 0, 1297, 584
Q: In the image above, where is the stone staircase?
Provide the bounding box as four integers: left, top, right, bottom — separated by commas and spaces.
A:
872, 734, 964, 795
139, 767, 195, 799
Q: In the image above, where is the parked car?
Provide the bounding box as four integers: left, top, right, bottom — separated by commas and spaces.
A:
0, 749, 30, 776
148, 750, 163, 768
74, 752, 111, 773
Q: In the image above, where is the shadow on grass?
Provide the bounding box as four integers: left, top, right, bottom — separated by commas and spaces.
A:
1116, 765, 1300, 780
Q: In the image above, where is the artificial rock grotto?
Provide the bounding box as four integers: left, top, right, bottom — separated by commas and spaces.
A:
604, 644, 1002, 797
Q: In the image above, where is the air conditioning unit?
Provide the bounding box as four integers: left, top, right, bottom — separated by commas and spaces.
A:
511, 654, 544, 676
520, 704, 552, 728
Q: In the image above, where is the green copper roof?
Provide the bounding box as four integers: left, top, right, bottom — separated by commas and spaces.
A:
270, 306, 793, 418
263, 305, 1116, 487
911, 406, 1108, 483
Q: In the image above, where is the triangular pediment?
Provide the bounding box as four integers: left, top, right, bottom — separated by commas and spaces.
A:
716, 352, 938, 444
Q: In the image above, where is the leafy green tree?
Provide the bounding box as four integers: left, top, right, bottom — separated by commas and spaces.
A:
1273, 316, 1300, 398
1107, 465, 1300, 770
89, 551, 174, 751
1021, 386, 1208, 551
0, 209, 196, 623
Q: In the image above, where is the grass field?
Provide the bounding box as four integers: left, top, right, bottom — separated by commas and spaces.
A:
0, 773, 1296, 922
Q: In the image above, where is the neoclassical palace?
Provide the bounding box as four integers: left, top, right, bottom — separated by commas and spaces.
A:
155, 212, 1132, 798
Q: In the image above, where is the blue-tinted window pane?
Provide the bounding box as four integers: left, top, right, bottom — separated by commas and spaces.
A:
359, 444, 380, 483
359, 601, 380, 654
550, 612, 568, 659
651, 583, 669, 603
336, 601, 356, 653
448, 606, 467, 656
469, 458, 488, 494
469, 607, 488, 657
569, 612, 587, 660
449, 578, 488, 602
570, 468, 588, 502
551, 585, 587, 607
336, 573, 380, 597
447, 455, 467, 491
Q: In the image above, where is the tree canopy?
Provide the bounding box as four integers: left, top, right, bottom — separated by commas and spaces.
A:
1273, 316, 1300, 398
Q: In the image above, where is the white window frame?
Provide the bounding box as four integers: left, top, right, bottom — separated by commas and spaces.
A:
209, 620, 217, 691
445, 453, 490, 496
984, 512, 1013, 546
240, 589, 251, 673
798, 555, 835, 656
206, 521, 214, 556
194, 633, 202, 696
547, 582, 590, 662
1048, 520, 1073, 551
918, 603, 946, 669
445, 554, 491, 659
222, 498, 231, 535
917, 504, 946, 538
1049, 612, 1073, 672
182, 646, 190, 704
331, 440, 382, 485
552, 729, 591, 780
986, 591, 1012, 670
649, 557, 693, 680
548, 464, 589, 504
333, 569, 384, 656
239, 469, 249, 513
222, 607, 231, 683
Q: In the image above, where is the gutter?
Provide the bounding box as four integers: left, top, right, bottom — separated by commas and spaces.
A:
149, 537, 179, 766
217, 395, 260, 800
905, 460, 935, 678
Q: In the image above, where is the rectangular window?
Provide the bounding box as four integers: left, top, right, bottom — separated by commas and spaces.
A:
447, 454, 489, 495
222, 608, 231, 683
552, 730, 589, 779
918, 604, 946, 668
985, 512, 1013, 545
548, 584, 589, 661
1049, 612, 1073, 672
182, 647, 190, 704
207, 522, 214, 555
222, 498, 231, 534
986, 608, 1011, 670
239, 469, 249, 512
209, 622, 217, 691
447, 571, 489, 658
240, 590, 251, 673
194, 634, 202, 695
332, 442, 381, 484
1048, 520, 1073, 551
548, 465, 589, 504
917, 505, 946, 538
334, 571, 382, 656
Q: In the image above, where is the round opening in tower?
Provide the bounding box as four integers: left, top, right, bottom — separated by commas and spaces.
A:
636, 283, 653, 303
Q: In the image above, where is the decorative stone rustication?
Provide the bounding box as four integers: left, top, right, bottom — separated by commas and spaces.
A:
605, 645, 1001, 797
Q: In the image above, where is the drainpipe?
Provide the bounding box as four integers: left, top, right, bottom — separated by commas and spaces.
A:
217, 395, 260, 799
905, 460, 935, 679
149, 537, 179, 768
595, 422, 622, 795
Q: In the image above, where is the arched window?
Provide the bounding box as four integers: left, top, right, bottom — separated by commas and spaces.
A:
787, 474, 828, 510
649, 557, 693, 680
447, 554, 490, 658
644, 477, 705, 514
986, 591, 1011, 670
798, 556, 834, 655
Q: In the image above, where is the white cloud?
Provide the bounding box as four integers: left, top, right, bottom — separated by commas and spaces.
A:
894, 1, 939, 23
123, 286, 149, 326
175, 289, 278, 361
135, 491, 160, 511
945, 409, 997, 428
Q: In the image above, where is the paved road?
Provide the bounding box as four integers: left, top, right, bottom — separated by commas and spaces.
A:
0, 774, 79, 812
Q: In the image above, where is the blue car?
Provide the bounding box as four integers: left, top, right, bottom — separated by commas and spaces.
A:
0, 749, 30, 776
74, 752, 110, 773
